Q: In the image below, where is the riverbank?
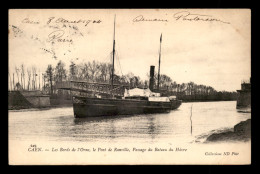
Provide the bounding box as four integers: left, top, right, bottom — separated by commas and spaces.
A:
206, 119, 251, 142
8, 104, 72, 111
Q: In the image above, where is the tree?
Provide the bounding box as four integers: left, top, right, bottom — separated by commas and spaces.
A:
69, 61, 77, 80
15, 66, 20, 86
46, 65, 54, 95
55, 60, 66, 82
99, 63, 111, 83
32, 66, 37, 90
88, 60, 100, 82
27, 68, 31, 90
144, 80, 148, 88
79, 63, 89, 81
160, 74, 172, 89
187, 82, 194, 95
8, 72, 12, 91
20, 64, 25, 89
15, 82, 22, 90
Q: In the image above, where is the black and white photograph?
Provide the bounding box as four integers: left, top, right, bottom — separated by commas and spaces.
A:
8, 9, 251, 165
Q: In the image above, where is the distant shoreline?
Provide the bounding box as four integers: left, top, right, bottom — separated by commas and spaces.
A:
8, 104, 72, 111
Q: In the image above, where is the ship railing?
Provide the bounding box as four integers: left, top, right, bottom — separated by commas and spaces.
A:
70, 81, 125, 97
55, 81, 129, 97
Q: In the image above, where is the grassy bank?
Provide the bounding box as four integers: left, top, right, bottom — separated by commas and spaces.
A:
206, 119, 251, 142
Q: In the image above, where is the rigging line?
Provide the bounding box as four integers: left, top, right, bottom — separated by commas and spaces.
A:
113, 35, 124, 76
105, 51, 113, 64
113, 43, 120, 71
111, 28, 130, 85
115, 51, 123, 76
115, 51, 130, 84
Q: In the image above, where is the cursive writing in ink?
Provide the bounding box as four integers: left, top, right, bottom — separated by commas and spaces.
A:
173, 11, 230, 24
133, 15, 168, 22
22, 18, 40, 24
47, 30, 65, 42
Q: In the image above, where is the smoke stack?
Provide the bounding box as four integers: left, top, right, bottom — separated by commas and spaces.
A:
149, 66, 155, 91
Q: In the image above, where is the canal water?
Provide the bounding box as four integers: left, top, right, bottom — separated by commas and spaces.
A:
9, 101, 251, 144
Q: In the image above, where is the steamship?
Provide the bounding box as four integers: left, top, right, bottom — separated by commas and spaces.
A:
72, 16, 182, 118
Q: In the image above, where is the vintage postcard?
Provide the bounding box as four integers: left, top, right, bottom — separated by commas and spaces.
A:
8, 9, 251, 165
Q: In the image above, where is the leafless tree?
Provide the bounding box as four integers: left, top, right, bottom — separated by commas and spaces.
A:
13, 73, 15, 90
8, 72, 12, 90
88, 60, 101, 82
27, 68, 31, 90
21, 64, 25, 89
15, 66, 20, 85
32, 66, 37, 90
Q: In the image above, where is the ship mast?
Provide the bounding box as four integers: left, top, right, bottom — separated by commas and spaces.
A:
111, 15, 116, 96
157, 33, 162, 91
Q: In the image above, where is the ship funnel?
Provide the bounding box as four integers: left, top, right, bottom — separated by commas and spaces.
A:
149, 66, 155, 91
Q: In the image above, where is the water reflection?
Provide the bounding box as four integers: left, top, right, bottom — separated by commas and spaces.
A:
72, 114, 161, 142
9, 101, 251, 144
73, 115, 126, 124
147, 116, 156, 135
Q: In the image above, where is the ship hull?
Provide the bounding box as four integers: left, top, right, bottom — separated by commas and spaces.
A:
73, 96, 178, 118
170, 100, 182, 110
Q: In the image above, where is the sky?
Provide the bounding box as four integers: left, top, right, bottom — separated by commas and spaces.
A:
8, 9, 251, 91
